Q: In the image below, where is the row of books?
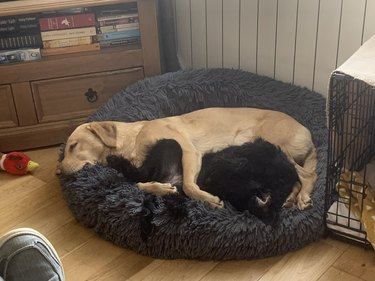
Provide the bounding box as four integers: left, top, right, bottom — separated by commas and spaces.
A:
95, 3, 140, 48
0, 3, 140, 64
40, 12, 99, 57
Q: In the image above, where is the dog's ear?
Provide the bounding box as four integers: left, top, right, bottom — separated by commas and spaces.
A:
86, 122, 117, 148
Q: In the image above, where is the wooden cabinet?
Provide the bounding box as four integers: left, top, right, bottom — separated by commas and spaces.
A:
31, 68, 144, 123
0, 0, 160, 151
0, 85, 18, 129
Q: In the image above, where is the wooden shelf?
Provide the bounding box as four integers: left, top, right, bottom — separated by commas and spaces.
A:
0, 0, 160, 152
0, 46, 144, 84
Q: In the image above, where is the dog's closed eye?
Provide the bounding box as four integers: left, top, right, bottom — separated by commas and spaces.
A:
69, 142, 78, 152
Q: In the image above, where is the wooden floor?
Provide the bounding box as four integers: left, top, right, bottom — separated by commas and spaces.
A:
1, 146, 374, 281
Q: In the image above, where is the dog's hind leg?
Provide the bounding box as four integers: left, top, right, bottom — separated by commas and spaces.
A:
282, 181, 302, 208
279, 145, 317, 210
283, 148, 317, 210
179, 141, 224, 208
295, 147, 318, 210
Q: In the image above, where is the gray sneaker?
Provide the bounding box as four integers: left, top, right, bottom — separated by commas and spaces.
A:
0, 228, 64, 281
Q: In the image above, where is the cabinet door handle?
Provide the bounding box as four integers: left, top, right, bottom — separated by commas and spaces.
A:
84, 88, 98, 103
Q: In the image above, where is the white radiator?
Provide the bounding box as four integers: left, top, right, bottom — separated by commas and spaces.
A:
175, 0, 375, 96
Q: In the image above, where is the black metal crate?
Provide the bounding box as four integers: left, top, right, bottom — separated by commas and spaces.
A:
325, 72, 375, 247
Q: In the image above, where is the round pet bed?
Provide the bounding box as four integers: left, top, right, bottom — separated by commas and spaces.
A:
59, 68, 327, 260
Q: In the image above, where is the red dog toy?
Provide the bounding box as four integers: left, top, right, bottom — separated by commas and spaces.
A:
0, 152, 39, 175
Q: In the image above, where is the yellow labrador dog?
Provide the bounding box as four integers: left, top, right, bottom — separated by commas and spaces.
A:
60, 107, 317, 210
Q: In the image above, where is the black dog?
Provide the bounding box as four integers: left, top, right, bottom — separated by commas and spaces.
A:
107, 138, 299, 223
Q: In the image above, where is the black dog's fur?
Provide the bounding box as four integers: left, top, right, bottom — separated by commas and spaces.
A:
107, 138, 299, 223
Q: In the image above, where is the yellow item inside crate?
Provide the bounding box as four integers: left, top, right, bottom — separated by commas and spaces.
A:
337, 170, 375, 249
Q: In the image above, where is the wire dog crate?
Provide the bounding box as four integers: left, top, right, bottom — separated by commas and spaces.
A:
325, 71, 375, 247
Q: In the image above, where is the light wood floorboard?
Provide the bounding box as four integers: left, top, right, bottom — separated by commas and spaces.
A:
0, 146, 374, 281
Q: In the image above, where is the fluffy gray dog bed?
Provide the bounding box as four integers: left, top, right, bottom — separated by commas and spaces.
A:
59, 68, 327, 260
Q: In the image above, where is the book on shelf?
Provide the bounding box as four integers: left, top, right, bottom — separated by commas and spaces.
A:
95, 2, 138, 19
0, 34, 42, 50
0, 15, 38, 26
97, 12, 139, 22
0, 14, 40, 36
39, 13, 96, 31
41, 26, 97, 41
99, 37, 140, 48
98, 16, 139, 27
43, 36, 92, 48
41, 8, 92, 16
95, 29, 140, 41
0, 48, 41, 64
97, 22, 139, 34
41, 43, 100, 56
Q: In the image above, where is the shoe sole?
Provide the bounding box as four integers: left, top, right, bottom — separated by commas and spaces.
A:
0, 227, 64, 278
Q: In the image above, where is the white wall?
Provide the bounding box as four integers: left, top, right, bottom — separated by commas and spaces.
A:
175, 0, 375, 96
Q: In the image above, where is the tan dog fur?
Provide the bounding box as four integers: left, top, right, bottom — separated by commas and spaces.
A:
60, 107, 317, 209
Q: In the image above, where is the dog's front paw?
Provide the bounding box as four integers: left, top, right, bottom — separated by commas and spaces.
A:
137, 182, 178, 196
159, 183, 178, 195
297, 193, 313, 210
207, 196, 224, 208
